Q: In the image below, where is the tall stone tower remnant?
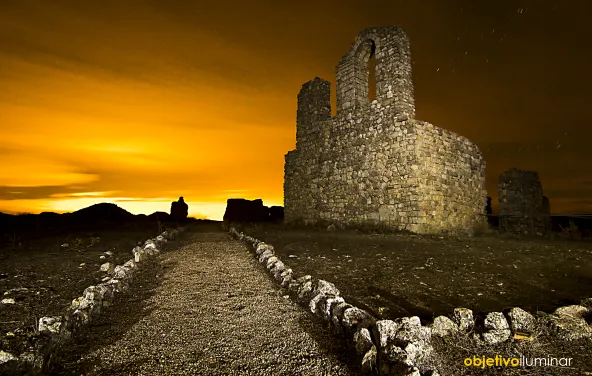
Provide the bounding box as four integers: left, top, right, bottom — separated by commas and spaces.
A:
498, 168, 551, 235
283, 26, 487, 234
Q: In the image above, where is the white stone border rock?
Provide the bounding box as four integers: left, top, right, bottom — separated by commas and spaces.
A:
0, 226, 187, 373
229, 227, 592, 376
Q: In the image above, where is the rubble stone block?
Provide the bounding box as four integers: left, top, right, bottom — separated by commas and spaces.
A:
123, 259, 137, 270
354, 327, 374, 356
361, 345, 377, 373
297, 281, 314, 302
256, 243, 272, 256
342, 307, 376, 334
258, 250, 274, 264
331, 302, 354, 332
265, 256, 279, 270
38, 316, 62, 336
312, 279, 340, 297
295, 275, 312, 284
287, 281, 301, 294
484, 312, 510, 330
133, 246, 146, 262
281, 275, 293, 288
113, 265, 129, 279
100, 262, 115, 274
318, 296, 345, 322
105, 278, 127, 293
429, 316, 458, 337
452, 308, 474, 332
506, 307, 536, 333
0, 350, 16, 364
97, 283, 115, 302
545, 305, 592, 341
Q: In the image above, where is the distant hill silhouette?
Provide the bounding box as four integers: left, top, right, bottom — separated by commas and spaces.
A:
148, 211, 170, 221
0, 202, 200, 241
68, 203, 136, 222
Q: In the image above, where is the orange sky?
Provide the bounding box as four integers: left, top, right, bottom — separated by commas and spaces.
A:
0, 0, 591, 219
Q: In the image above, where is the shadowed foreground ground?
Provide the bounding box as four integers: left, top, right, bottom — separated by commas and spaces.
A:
53, 223, 361, 375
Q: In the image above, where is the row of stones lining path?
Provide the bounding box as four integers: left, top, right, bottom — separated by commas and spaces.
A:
58, 223, 362, 376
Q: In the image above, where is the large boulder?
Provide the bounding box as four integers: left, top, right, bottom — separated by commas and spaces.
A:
170, 197, 189, 220
223, 198, 270, 222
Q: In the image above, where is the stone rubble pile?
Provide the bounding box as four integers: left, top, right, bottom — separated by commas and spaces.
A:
0, 226, 187, 373
229, 227, 592, 376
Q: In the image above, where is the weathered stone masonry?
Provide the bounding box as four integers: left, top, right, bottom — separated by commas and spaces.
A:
284, 26, 487, 234
498, 168, 551, 235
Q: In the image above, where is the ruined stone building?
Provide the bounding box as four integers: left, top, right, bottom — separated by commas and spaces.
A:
170, 196, 188, 220
498, 168, 551, 235
283, 26, 487, 234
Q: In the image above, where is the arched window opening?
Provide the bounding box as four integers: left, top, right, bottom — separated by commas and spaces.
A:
368, 43, 376, 102
352, 38, 377, 107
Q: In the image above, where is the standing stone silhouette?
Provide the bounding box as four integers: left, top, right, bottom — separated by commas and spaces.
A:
170, 197, 189, 220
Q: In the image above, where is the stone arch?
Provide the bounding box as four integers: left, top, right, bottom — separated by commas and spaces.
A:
335, 27, 415, 119
352, 38, 377, 104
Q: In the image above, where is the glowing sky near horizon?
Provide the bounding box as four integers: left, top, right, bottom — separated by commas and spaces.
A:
0, 0, 590, 220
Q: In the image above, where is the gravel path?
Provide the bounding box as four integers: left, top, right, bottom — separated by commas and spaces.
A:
70, 225, 362, 375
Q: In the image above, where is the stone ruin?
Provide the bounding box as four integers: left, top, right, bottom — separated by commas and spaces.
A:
498, 168, 551, 235
283, 26, 487, 235
223, 198, 284, 223
170, 196, 189, 220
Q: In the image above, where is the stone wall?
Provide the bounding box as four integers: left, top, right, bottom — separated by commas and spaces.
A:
0, 227, 186, 374
498, 168, 551, 235
284, 26, 487, 235
229, 227, 592, 376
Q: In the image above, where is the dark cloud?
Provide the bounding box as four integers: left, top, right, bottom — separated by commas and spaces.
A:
0, 185, 81, 201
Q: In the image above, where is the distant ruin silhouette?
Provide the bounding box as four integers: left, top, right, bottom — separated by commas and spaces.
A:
223, 199, 284, 223
170, 197, 188, 220
498, 168, 551, 235
283, 26, 486, 234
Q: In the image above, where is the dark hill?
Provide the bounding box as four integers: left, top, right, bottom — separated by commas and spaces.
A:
148, 211, 170, 221
69, 203, 135, 222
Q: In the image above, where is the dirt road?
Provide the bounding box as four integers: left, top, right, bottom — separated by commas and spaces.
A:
55, 223, 361, 375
